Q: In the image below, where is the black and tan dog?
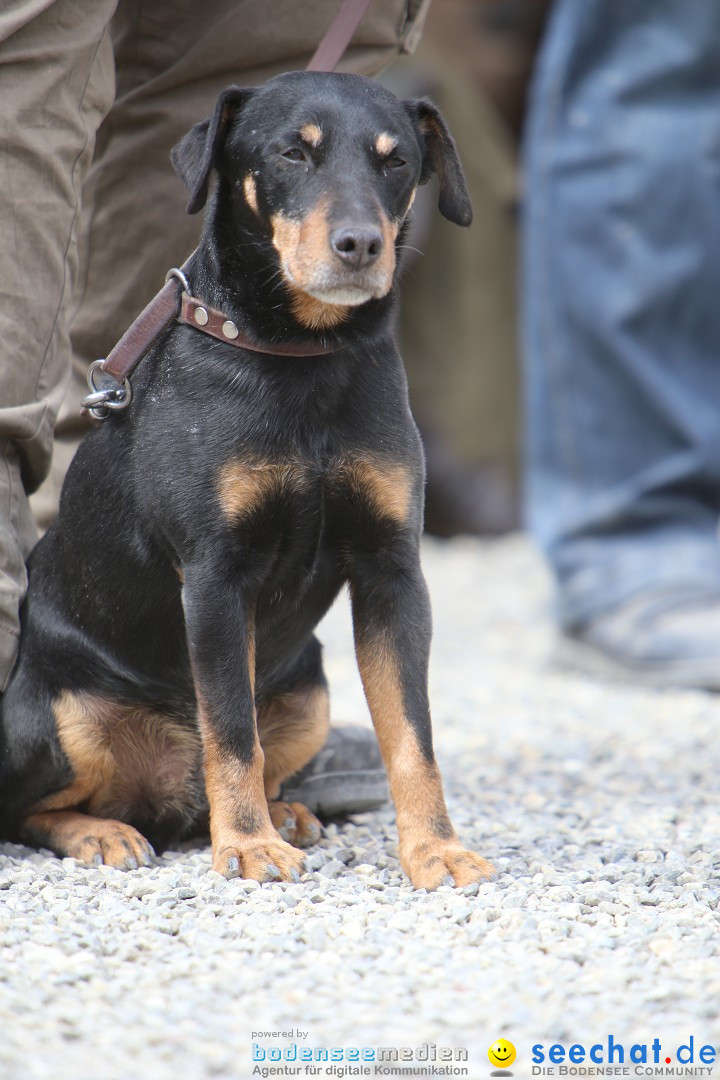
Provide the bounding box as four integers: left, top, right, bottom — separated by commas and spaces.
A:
0, 72, 494, 890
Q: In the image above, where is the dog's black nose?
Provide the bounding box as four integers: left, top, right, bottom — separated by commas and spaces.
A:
331, 226, 383, 270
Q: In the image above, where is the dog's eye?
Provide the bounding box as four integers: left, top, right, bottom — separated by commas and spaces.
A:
281, 148, 307, 163
385, 156, 406, 170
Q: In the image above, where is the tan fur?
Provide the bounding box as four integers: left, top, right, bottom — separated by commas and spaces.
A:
258, 685, 330, 799
29, 692, 201, 823
375, 132, 397, 156
355, 636, 495, 888
271, 196, 398, 327
216, 459, 311, 521
286, 287, 351, 331
396, 186, 417, 226
268, 799, 322, 848
339, 459, 412, 523
199, 715, 267, 840
271, 210, 347, 331
243, 174, 259, 214
247, 612, 257, 697
271, 206, 350, 330
299, 123, 323, 148
365, 206, 397, 283
419, 114, 444, 142
355, 637, 448, 831
21, 811, 154, 867
381, 209, 400, 247
198, 705, 306, 880
272, 208, 327, 286
219, 457, 410, 531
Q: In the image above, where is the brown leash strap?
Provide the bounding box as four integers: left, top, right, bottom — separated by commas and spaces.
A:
306, 0, 374, 72
102, 275, 184, 384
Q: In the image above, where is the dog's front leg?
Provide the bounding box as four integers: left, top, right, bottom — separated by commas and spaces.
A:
350, 547, 495, 890
182, 561, 306, 882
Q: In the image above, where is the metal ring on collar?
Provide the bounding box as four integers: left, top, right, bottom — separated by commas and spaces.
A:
81, 359, 133, 419
166, 266, 190, 293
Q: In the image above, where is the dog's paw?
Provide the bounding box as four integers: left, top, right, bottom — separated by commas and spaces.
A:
212, 835, 307, 882
268, 800, 322, 848
402, 841, 495, 891
68, 821, 155, 871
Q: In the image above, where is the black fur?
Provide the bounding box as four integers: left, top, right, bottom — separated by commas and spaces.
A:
0, 71, 471, 854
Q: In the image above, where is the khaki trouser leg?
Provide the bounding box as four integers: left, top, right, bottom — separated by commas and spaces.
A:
0, 0, 116, 688
29, 0, 430, 532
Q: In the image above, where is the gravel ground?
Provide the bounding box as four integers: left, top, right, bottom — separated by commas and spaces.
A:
2, 535, 719, 1080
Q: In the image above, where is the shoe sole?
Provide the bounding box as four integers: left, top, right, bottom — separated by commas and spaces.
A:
555, 636, 720, 691
280, 769, 389, 819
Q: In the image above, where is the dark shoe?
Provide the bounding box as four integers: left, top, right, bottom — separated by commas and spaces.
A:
279, 725, 388, 818
557, 586, 720, 689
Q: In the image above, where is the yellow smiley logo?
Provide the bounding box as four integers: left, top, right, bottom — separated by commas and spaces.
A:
488, 1039, 516, 1069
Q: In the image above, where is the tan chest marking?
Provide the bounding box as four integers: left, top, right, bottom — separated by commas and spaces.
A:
217, 460, 311, 521
339, 459, 413, 523
218, 458, 412, 526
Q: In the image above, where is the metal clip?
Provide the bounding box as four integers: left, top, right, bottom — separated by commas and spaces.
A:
81, 360, 133, 421
166, 266, 190, 293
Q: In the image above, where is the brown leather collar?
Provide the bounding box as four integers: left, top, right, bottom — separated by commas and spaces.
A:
177, 291, 339, 358
99, 259, 339, 388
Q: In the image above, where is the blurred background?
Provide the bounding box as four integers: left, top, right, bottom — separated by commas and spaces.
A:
383, 0, 549, 539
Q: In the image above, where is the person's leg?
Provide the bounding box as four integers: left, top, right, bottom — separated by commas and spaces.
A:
0, 0, 116, 688
523, 0, 720, 684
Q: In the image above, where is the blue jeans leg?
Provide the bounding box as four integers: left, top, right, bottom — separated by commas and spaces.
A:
523, 0, 720, 628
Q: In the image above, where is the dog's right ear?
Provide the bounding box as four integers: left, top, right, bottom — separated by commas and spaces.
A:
171, 86, 255, 214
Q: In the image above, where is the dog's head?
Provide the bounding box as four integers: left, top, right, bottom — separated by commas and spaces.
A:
171, 72, 471, 331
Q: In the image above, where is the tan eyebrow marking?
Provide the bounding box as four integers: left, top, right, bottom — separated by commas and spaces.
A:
375, 132, 398, 156
299, 123, 323, 148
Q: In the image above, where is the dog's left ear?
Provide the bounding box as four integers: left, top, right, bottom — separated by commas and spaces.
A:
171, 85, 255, 214
406, 98, 473, 227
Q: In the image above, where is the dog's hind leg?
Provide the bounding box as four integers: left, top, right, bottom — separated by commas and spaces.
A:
257, 679, 329, 849
21, 810, 154, 869
257, 683, 330, 801
8, 690, 203, 864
